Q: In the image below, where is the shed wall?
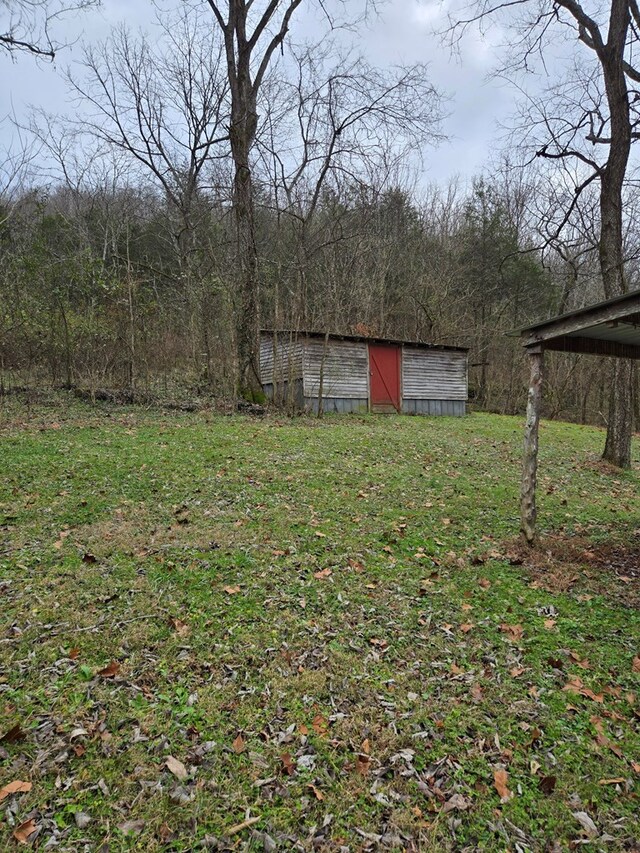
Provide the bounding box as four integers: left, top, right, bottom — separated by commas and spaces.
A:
402, 348, 467, 401
259, 334, 303, 385
303, 338, 369, 399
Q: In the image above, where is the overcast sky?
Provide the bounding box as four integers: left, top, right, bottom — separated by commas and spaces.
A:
0, 0, 518, 186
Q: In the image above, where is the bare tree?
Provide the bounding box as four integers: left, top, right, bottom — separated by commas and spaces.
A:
193, 0, 315, 396
66, 11, 230, 270
1, 0, 99, 58
450, 0, 640, 466
256, 42, 444, 329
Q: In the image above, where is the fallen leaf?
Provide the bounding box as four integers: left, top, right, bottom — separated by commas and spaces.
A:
118, 819, 146, 836
97, 661, 120, 678
0, 780, 32, 802
569, 651, 590, 669
314, 568, 332, 579
356, 753, 371, 775
224, 585, 241, 595
633, 655, 640, 673
165, 756, 188, 781
539, 775, 556, 795
470, 683, 483, 702
170, 618, 190, 637
595, 732, 623, 758
369, 637, 388, 649
312, 715, 328, 736
443, 793, 469, 812
232, 734, 246, 754
543, 618, 557, 630
307, 782, 324, 800
68, 648, 80, 660
0, 723, 26, 743
478, 578, 491, 589
598, 777, 625, 785
460, 623, 474, 633
500, 623, 523, 642
494, 768, 513, 802
74, 812, 92, 829
450, 662, 464, 675
314, 530, 327, 538
13, 819, 37, 844
159, 823, 176, 843
563, 676, 604, 703
573, 811, 598, 837
280, 752, 295, 775
510, 666, 525, 678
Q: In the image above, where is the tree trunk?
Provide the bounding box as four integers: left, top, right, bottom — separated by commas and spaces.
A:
232, 131, 261, 398
599, 28, 633, 467
229, 97, 261, 399
603, 359, 633, 467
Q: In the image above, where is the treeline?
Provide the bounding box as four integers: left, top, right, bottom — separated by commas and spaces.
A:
1, 169, 629, 422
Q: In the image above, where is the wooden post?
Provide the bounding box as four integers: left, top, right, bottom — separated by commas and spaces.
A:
521, 345, 544, 544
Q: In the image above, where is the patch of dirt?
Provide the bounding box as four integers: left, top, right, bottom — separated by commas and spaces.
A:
506, 533, 640, 608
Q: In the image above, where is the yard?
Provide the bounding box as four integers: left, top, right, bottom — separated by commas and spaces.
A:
1, 399, 639, 851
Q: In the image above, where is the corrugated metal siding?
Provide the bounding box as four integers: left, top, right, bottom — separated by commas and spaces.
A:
305, 397, 369, 414
402, 399, 466, 416
260, 333, 303, 385
402, 347, 467, 401
303, 338, 369, 399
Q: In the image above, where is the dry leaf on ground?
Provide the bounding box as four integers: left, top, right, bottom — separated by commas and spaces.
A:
0, 780, 32, 802
500, 623, 523, 642
494, 768, 513, 802
97, 661, 120, 678
165, 756, 188, 781
13, 819, 37, 844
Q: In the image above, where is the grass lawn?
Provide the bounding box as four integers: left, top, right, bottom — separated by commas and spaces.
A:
1, 399, 639, 851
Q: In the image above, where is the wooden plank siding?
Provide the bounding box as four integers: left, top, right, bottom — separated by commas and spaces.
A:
401, 347, 467, 401
259, 334, 303, 385
302, 338, 369, 399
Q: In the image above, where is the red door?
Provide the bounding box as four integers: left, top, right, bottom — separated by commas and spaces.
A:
369, 344, 401, 413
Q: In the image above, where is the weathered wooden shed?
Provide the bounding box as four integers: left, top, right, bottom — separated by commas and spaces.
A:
260, 330, 468, 415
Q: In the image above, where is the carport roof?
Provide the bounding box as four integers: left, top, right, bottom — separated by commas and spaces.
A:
514, 289, 640, 359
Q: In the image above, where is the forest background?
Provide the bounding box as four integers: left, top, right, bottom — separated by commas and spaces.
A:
2, 0, 638, 426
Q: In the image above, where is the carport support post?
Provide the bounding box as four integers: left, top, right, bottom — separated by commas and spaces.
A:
521, 345, 544, 543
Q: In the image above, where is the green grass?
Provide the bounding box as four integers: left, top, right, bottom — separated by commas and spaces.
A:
1, 399, 639, 850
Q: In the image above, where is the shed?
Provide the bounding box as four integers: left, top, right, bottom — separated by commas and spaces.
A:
259, 330, 468, 415
515, 289, 640, 542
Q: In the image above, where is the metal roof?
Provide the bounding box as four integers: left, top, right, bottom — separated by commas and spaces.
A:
261, 329, 468, 353
513, 289, 640, 360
